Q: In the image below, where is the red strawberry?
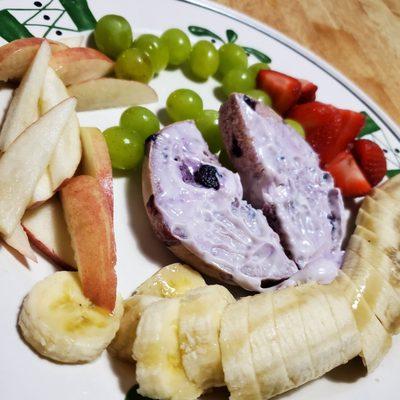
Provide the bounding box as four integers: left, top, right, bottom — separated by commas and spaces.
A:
298, 79, 318, 103
287, 102, 365, 165
352, 139, 387, 186
257, 70, 301, 115
325, 150, 372, 197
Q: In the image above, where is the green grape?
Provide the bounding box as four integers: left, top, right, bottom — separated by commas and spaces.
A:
161, 28, 191, 66
166, 89, 203, 121
284, 119, 306, 138
195, 110, 223, 153
103, 126, 144, 170
94, 15, 133, 59
218, 43, 248, 77
248, 62, 270, 82
245, 89, 272, 106
134, 34, 169, 73
120, 106, 160, 140
189, 40, 219, 80
115, 47, 153, 83
222, 68, 254, 96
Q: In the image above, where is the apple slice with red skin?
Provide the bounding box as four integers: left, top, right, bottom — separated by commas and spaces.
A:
0, 38, 67, 82
0, 41, 51, 151
61, 175, 117, 312
80, 127, 113, 216
22, 196, 76, 269
68, 78, 158, 111
49, 47, 114, 86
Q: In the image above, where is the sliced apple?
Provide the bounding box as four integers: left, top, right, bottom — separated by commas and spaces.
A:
80, 127, 113, 215
49, 47, 114, 86
3, 224, 37, 262
56, 35, 85, 48
68, 78, 158, 111
60, 175, 116, 312
0, 97, 76, 236
0, 41, 51, 151
0, 38, 67, 82
40, 67, 82, 190
30, 169, 54, 208
22, 196, 76, 269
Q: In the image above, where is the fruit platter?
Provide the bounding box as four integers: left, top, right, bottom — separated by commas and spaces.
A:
1, 0, 400, 399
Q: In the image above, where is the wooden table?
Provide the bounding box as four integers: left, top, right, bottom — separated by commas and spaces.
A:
214, 0, 400, 124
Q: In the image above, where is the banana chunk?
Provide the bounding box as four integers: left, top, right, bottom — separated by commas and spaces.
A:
248, 292, 291, 399
108, 295, 160, 362
19, 271, 123, 363
331, 272, 391, 372
135, 263, 206, 298
179, 285, 234, 390
220, 297, 262, 400
342, 247, 400, 333
133, 298, 202, 400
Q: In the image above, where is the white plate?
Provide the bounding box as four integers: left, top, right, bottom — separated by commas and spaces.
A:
0, 0, 399, 399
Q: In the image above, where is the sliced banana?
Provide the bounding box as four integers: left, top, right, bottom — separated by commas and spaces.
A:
108, 295, 160, 362
133, 298, 202, 400
271, 286, 314, 387
135, 263, 206, 298
248, 292, 291, 399
178, 285, 234, 390
379, 175, 400, 200
331, 272, 391, 372
342, 246, 400, 333
317, 283, 361, 364
19, 271, 123, 363
294, 284, 344, 377
220, 296, 262, 400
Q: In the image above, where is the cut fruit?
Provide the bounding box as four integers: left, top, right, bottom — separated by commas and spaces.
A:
29, 170, 54, 208
108, 295, 160, 362
68, 78, 158, 111
22, 196, 76, 269
49, 47, 114, 86
220, 297, 262, 400
0, 41, 51, 151
40, 67, 81, 190
330, 272, 391, 372
0, 97, 76, 236
56, 36, 85, 48
178, 285, 234, 390
271, 287, 314, 387
248, 292, 291, 399
133, 298, 202, 400
3, 223, 37, 262
135, 263, 206, 298
0, 38, 67, 82
80, 127, 113, 215
60, 175, 117, 312
19, 271, 123, 363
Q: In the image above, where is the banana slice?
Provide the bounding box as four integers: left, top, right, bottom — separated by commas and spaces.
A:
331, 272, 391, 371
317, 283, 361, 364
178, 285, 234, 390
133, 298, 202, 400
294, 284, 345, 377
19, 271, 123, 363
248, 292, 292, 399
135, 263, 206, 298
220, 297, 262, 400
342, 246, 400, 333
271, 287, 314, 387
379, 175, 400, 200
108, 295, 160, 362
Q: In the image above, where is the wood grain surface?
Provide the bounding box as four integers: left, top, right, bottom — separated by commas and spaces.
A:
214, 0, 400, 124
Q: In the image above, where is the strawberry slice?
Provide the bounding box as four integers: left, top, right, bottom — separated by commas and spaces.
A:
257, 70, 301, 115
352, 139, 387, 186
298, 79, 318, 103
287, 102, 365, 165
325, 150, 372, 197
